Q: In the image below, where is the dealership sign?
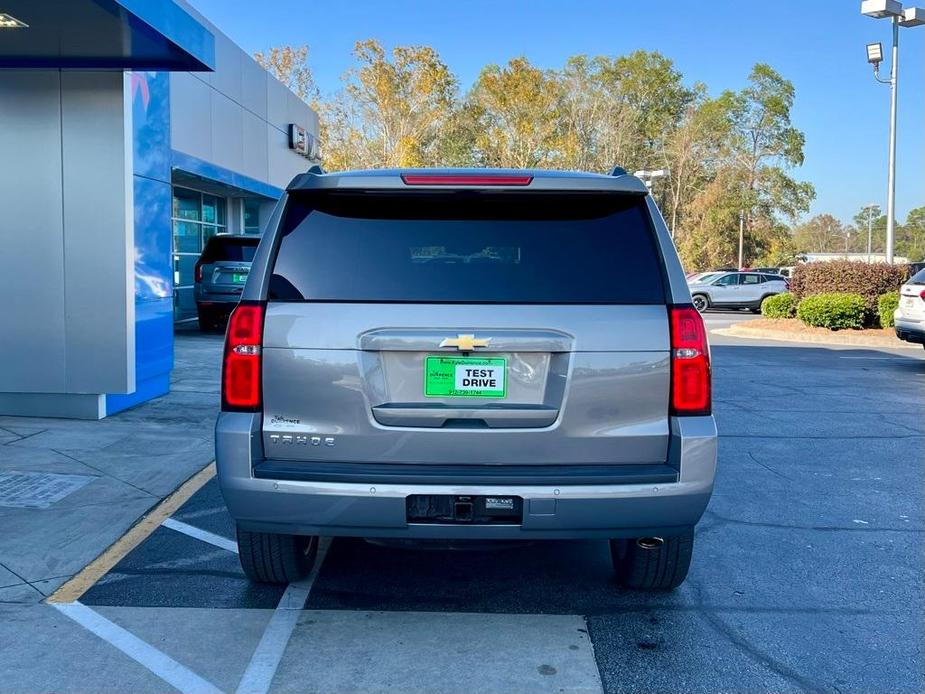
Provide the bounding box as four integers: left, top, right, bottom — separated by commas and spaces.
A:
288, 124, 319, 160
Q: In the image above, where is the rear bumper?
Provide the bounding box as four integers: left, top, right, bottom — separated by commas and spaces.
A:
215, 413, 717, 539
895, 314, 925, 344
194, 284, 244, 306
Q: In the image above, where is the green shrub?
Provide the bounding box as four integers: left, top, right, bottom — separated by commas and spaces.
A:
789, 261, 907, 318
761, 292, 796, 318
877, 291, 900, 328
796, 293, 866, 330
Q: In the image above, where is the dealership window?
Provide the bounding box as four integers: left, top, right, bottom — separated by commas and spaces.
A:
172, 187, 227, 320
243, 198, 262, 234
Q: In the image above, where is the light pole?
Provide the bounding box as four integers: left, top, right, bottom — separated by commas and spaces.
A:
634, 168, 670, 231
861, 0, 925, 264
863, 202, 878, 260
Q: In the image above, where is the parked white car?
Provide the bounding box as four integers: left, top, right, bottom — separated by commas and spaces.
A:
895, 267, 925, 348
688, 271, 790, 313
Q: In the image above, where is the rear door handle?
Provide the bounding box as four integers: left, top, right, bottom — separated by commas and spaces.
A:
371, 405, 559, 428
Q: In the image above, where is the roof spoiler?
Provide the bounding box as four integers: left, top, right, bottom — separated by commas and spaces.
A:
287, 167, 649, 194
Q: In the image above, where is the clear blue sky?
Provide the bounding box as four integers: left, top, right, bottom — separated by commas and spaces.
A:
189, 0, 924, 225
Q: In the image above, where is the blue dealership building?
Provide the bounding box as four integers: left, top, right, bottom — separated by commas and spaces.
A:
0, 0, 319, 418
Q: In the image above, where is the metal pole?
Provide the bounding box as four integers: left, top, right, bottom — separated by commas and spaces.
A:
866, 206, 873, 261
885, 17, 900, 264
737, 210, 745, 269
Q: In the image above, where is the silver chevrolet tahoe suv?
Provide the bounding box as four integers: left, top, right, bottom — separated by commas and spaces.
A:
216, 168, 717, 591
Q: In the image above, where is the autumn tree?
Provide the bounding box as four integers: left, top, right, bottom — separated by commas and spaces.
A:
791, 214, 850, 253
556, 55, 632, 172
603, 50, 694, 168
253, 45, 319, 107
661, 89, 735, 236
322, 40, 458, 169
676, 64, 812, 268
254, 42, 825, 271
466, 57, 563, 168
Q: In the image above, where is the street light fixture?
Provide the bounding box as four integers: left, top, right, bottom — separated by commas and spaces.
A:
861, 0, 903, 17
900, 6, 925, 25
633, 169, 668, 186
861, 0, 925, 264
634, 169, 671, 234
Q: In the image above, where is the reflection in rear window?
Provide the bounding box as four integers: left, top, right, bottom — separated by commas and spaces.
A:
269, 192, 666, 304
200, 237, 259, 263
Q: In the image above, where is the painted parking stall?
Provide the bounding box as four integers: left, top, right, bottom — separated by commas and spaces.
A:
33, 331, 925, 694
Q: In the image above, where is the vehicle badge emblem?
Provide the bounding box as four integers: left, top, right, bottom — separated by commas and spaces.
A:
439, 334, 491, 351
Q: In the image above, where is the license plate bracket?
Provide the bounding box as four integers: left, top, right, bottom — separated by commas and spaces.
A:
424, 356, 507, 398
407, 495, 523, 524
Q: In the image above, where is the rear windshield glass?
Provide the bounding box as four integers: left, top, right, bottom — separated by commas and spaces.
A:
269, 192, 665, 304
200, 236, 259, 263
909, 267, 925, 285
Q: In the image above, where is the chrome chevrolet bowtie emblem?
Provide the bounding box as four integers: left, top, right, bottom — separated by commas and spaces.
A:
439, 334, 491, 351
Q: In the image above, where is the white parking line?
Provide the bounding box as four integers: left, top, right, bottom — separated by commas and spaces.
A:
236, 537, 331, 694
235, 537, 331, 694
162, 518, 239, 554
52, 601, 223, 694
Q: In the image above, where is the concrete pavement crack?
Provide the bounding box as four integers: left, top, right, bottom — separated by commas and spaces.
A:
51, 449, 158, 499
689, 580, 836, 694
1, 428, 48, 445
746, 450, 792, 480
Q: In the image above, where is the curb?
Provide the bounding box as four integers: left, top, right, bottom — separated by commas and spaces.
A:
712, 325, 920, 349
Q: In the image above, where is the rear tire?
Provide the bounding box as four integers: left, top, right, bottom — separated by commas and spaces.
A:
753, 294, 772, 314
236, 528, 318, 584
611, 532, 693, 590
691, 294, 709, 313
197, 306, 220, 332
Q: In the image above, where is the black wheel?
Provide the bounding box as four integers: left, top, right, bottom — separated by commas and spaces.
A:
754, 294, 773, 314
236, 528, 318, 584
691, 294, 709, 313
611, 532, 693, 590
197, 306, 219, 332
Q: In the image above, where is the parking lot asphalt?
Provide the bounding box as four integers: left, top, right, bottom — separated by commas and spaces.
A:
2, 315, 923, 694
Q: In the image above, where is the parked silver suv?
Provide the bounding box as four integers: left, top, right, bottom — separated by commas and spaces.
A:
216, 168, 717, 590
688, 271, 790, 313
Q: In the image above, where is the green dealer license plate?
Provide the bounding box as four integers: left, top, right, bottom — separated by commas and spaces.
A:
424, 356, 507, 398
232, 273, 247, 283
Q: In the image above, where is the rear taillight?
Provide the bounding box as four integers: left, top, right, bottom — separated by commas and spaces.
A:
669, 306, 711, 416
222, 302, 264, 411
919, 289, 925, 300
194, 262, 203, 283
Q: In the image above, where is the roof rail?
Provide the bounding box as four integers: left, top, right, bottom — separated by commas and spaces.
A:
609, 166, 627, 176
306, 164, 325, 175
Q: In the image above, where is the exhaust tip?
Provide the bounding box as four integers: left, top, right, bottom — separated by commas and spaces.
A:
636, 537, 664, 550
